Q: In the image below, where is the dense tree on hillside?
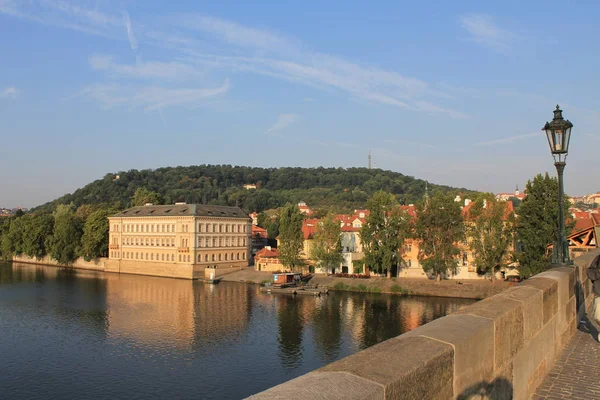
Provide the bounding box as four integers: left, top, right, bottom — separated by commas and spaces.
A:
278, 203, 305, 272
466, 195, 515, 282
46, 205, 84, 265
360, 191, 411, 277
311, 213, 343, 273
0, 217, 11, 260
21, 214, 54, 260
131, 187, 162, 207
515, 173, 572, 278
32, 165, 476, 215
1, 216, 23, 259
81, 208, 115, 261
415, 192, 464, 281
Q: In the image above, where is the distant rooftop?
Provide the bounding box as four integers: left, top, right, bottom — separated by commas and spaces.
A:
112, 204, 250, 219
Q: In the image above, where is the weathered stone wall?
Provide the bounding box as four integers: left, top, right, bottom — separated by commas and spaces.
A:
13, 255, 106, 272
249, 250, 600, 400
105, 259, 194, 280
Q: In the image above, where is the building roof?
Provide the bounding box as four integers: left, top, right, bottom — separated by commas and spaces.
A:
302, 218, 320, 239
112, 204, 250, 219
255, 247, 279, 258
252, 225, 268, 238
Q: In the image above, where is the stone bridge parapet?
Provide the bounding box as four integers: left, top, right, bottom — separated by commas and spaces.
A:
249, 250, 599, 400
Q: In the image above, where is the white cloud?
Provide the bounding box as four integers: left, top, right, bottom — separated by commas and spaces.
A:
459, 13, 514, 52
474, 132, 539, 146
1, 2, 470, 118
123, 12, 138, 51
266, 114, 299, 135
1, 87, 18, 97
89, 54, 202, 80
179, 15, 290, 51
80, 79, 230, 110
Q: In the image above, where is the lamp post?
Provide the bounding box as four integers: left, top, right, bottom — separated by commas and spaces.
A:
542, 105, 573, 265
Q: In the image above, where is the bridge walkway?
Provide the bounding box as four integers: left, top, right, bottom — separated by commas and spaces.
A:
533, 320, 600, 400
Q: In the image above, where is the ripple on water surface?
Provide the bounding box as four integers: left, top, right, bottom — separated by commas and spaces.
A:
0, 262, 474, 399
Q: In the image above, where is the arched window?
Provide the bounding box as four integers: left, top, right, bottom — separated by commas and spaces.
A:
151, 253, 154, 260
205, 254, 209, 262
218, 254, 222, 261
243, 253, 246, 260
231, 253, 234, 261
225, 254, 228, 261
212, 254, 215, 261
197, 254, 201, 262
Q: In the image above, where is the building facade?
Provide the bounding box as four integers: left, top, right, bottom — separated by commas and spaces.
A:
106, 204, 251, 280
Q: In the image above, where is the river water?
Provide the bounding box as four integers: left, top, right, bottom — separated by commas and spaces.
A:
0, 262, 475, 399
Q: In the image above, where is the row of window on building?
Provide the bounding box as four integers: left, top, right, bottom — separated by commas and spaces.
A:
109, 251, 247, 262
113, 222, 248, 234
116, 236, 247, 247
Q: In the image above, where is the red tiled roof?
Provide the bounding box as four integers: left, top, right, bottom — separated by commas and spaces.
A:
255, 248, 279, 258
572, 218, 594, 234
252, 225, 268, 238
302, 218, 319, 239
572, 211, 591, 220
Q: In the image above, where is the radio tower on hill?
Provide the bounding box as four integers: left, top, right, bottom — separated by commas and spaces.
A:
368, 150, 372, 169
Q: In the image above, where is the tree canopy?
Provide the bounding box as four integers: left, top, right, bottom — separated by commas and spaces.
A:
515, 173, 571, 278
466, 194, 515, 281
32, 165, 476, 215
415, 192, 464, 281
311, 213, 343, 273
278, 203, 305, 272
360, 191, 411, 277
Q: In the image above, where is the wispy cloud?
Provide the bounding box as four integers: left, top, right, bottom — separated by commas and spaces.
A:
459, 13, 514, 53
474, 132, 539, 146
1, 87, 18, 97
266, 114, 299, 135
1, 2, 470, 118
122, 12, 138, 51
79, 80, 230, 111
89, 55, 203, 80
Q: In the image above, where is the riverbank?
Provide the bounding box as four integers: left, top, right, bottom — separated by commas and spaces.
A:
8, 259, 510, 299
221, 268, 511, 299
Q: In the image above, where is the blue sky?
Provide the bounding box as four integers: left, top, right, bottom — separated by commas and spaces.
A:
1, 0, 600, 208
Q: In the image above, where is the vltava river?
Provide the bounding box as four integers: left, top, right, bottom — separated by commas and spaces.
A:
0, 262, 474, 399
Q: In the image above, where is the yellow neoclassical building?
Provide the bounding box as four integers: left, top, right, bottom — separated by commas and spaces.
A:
105, 203, 251, 279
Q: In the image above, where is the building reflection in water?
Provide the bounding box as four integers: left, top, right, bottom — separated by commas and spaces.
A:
104, 273, 252, 351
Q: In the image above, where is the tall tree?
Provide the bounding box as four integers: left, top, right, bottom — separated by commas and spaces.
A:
311, 213, 343, 273
131, 187, 162, 207
21, 214, 54, 260
360, 191, 411, 277
466, 195, 515, 282
515, 173, 572, 278
47, 204, 83, 265
81, 208, 115, 261
415, 192, 464, 281
278, 203, 305, 272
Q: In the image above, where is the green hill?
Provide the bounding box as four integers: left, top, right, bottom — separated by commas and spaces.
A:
34, 165, 477, 214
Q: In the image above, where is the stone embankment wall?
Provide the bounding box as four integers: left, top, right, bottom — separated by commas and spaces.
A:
249, 250, 599, 400
13, 255, 106, 272
13, 255, 244, 281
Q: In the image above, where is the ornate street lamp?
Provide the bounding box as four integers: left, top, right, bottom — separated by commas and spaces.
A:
542, 105, 573, 265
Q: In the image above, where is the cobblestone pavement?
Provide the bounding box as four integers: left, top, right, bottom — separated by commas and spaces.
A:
533, 322, 600, 400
